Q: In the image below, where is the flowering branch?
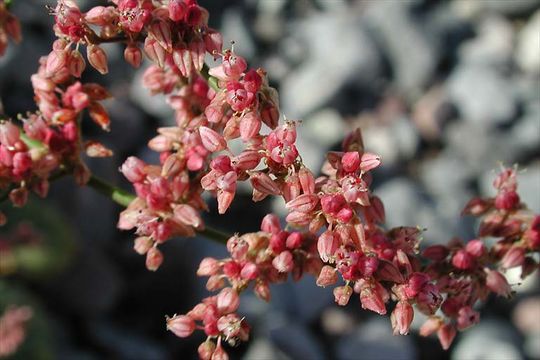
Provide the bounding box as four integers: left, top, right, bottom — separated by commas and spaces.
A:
0, 1, 538, 359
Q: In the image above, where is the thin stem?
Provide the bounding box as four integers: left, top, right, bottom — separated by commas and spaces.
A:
87, 175, 135, 207
86, 175, 230, 244
201, 63, 220, 92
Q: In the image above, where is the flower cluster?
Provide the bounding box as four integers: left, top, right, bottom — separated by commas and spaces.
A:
0, 1, 21, 57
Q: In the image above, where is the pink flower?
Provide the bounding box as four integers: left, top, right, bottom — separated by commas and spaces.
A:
167, 315, 195, 338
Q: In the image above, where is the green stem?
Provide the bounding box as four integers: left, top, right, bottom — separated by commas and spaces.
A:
86, 175, 230, 244
87, 175, 135, 207
201, 63, 220, 92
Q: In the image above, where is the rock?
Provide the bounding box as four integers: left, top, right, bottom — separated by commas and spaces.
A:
365, 1, 438, 98
280, 10, 381, 117
336, 318, 417, 360
375, 178, 425, 227
320, 307, 356, 336
447, 65, 516, 128
451, 319, 523, 360
420, 152, 474, 195
516, 10, 540, 75
220, 9, 255, 59
524, 332, 540, 359
510, 106, 540, 158
459, 15, 514, 68
302, 108, 346, 148
130, 67, 174, 119
244, 338, 284, 360
269, 322, 325, 360
451, 0, 540, 18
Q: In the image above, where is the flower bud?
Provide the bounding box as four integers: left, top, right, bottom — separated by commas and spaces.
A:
250, 172, 281, 197
495, 190, 520, 210
261, 214, 281, 234
87, 45, 108, 74
341, 152, 360, 173
145, 247, 164, 271
391, 301, 414, 335
272, 251, 294, 273
121, 157, 146, 183
197, 257, 220, 276
333, 285, 353, 306
134, 236, 153, 255
360, 152, 381, 172
167, 314, 195, 338
240, 262, 259, 280
217, 287, 240, 314
452, 249, 474, 270
124, 44, 142, 68
174, 204, 203, 228
465, 239, 486, 258
316, 265, 338, 287
239, 112, 261, 141
69, 50, 86, 77
500, 247, 525, 269
198, 341, 216, 360
485, 269, 511, 297
437, 323, 456, 350
286, 194, 319, 213
317, 230, 340, 263
286, 232, 303, 249
200, 126, 227, 152
419, 317, 442, 337
211, 340, 229, 360
45, 50, 68, 77
422, 245, 449, 262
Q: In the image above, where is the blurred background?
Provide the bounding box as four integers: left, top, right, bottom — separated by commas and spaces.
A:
1, 0, 539, 359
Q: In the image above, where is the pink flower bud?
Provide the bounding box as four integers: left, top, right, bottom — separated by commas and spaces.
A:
149, 20, 172, 53
437, 323, 456, 350
120, 156, 146, 183
456, 306, 480, 331
341, 152, 361, 173
404, 272, 429, 298
217, 314, 242, 338
0, 121, 20, 148
227, 235, 249, 260
495, 190, 520, 210
124, 44, 142, 68
333, 285, 353, 306
68, 50, 86, 77
357, 255, 379, 277
375, 259, 405, 283
198, 341, 216, 360
485, 269, 511, 297
200, 126, 227, 152
45, 50, 68, 77
217, 189, 235, 214
211, 340, 229, 360
465, 239, 486, 258
250, 172, 281, 196
240, 262, 259, 280
87, 45, 108, 74
232, 150, 260, 170
84, 6, 115, 25
261, 104, 279, 129
174, 204, 203, 228
197, 257, 220, 276
286, 194, 319, 213
316, 265, 338, 287
134, 236, 153, 255
167, 315, 195, 338
419, 317, 442, 337
217, 287, 240, 314
500, 246, 525, 269
254, 281, 271, 302
206, 275, 225, 291
360, 283, 387, 315
269, 231, 287, 253
145, 38, 167, 68
360, 152, 381, 172
145, 247, 164, 271
452, 249, 474, 270
317, 230, 340, 263
239, 112, 261, 141
272, 250, 294, 273
286, 232, 303, 249
391, 301, 414, 335
168, 0, 187, 22
422, 245, 449, 262
261, 214, 281, 234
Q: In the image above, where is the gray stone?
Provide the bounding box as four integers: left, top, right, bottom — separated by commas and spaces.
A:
451, 318, 523, 360
269, 322, 325, 360
280, 10, 381, 117
336, 318, 416, 360
459, 15, 514, 68
365, 1, 438, 98
516, 10, 540, 75
447, 65, 516, 128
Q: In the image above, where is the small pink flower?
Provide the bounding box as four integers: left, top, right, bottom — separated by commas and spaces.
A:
199, 126, 227, 153
145, 247, 164, 271
87, 45, 108, 74
167, 315, 195, 338
333, 285, 353, 306
465, 239, 486, 258
316, 265, 338, 287
452, 249, 474, 270
437, 323, 457, 350
197, 257, 220, 276
216, 287, 240, 314
317, 230, 340, 263
272, 250, 294, 273
124, 44, 142, 68
134, 236, 153, 255
391, 301, 414, 335
341, 152, 360, 173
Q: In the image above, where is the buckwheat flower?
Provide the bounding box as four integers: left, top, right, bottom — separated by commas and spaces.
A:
456, 306, 480, 331
391, 301, 414, 335
217, 288, 240, 314
485, 269, 512, 297
272, 251, 294, 273
333, 285, 353, 306
167, 315, 195, 338
437, 323, 457, 350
